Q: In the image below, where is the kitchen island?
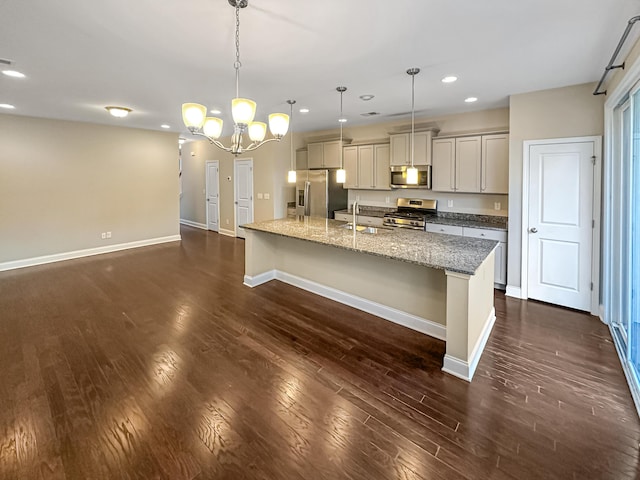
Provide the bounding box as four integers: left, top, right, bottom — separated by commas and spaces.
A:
242, 216, 498, 381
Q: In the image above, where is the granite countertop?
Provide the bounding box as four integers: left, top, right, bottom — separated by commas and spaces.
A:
243, 216, 498, 275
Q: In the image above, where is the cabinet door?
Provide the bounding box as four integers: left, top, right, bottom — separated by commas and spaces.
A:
308, 143, 324, 169
455, 136, 482, 192
295, 149, 308, 170
343, 146, 358, 189
481, 134, 509, 194
358, 145, 375, 189
390, 134, 409, 166
373, 144, 391, 190
323, 141, 342, 168
413, 131, 432, 166
432, 138, 455, 192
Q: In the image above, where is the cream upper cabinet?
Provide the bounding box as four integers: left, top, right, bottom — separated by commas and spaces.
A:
343, 146, 358, 189
432, 138, 455, 192
358, 145, 375, 188
342, 143, 391, 190
307, 141, 343, 169
374, 144, 390, 190
456, 136, 482, 193
481, 134, 509, 194
307, 143, 324, 169
389, 131, 433, 166
432, 133, 509, 194
295, 149, 308, 170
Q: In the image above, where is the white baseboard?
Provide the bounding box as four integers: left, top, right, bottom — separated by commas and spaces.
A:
506, 285, 523, 299
244, 271, 276, 288
219, 228, 236, 237
180, 219, 208, 230
0, 235, 182, 272
244, 269, 446, 341
442, 307, 496, 382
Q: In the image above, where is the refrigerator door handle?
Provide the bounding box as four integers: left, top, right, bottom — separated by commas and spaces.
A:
304, 181, 311, 216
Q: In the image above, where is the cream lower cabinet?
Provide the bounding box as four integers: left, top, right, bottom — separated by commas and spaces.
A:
334, 212, 384, 227
432, 133, 509, 194
342, 143, 390, 190
424, 223, 507, 288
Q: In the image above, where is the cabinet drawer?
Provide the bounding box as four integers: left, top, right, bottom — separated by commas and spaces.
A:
358, 215, 383, 227
335, 213, 350, 222
424, 223, 463, 235
462, 227, 507, 242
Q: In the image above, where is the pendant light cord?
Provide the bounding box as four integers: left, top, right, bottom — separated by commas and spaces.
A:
340, 90, 344, 168
290, 102, 295, 171
234, 3, 241, 99
411, 72, 415, 168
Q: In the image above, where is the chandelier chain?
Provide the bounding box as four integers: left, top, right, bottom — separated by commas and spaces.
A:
235, 3, 241, 98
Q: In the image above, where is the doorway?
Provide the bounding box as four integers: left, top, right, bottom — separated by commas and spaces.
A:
205, 161, 220, 233
521, 137, 601, 314
234, 158, 253, 239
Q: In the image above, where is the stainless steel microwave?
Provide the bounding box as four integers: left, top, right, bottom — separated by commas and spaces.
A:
390, 165, 431, 189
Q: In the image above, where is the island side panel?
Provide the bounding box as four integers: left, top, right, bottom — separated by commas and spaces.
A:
443, 250, 496, 381
244, 229, 277, 286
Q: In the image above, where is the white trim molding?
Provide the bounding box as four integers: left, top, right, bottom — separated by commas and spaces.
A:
442, 307, 496, 381
180, 219, 207, 230
0, 235, 181, 272
505, 285, 523, 299
244, 269, 447, 341
219, 228, 236, 237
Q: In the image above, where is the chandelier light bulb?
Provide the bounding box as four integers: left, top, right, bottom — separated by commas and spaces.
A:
268, 113, 290, 138
182, 103, 207, 129
248, 122, 267, 142
232, 98, 257, 125
203, 117, 224, 139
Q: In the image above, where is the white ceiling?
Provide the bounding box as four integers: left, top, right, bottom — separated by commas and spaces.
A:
1, 0, 639, 136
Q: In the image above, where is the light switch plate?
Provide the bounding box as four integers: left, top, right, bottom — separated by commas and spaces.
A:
264, 193, 270, 200
494, 202, 501, 210
447, 200, 454, 207
257, 193, 263, 199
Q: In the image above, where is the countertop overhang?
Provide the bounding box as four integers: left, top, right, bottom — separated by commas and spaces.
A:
242, 216, 498, 275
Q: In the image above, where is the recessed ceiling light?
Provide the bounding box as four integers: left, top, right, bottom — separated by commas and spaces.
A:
161, 124, 170, 129
2, 70, 25, 78
299, 108, 310, 114
338, 118, 348, 123
464, 97, 478, 103
210, 109, 222, 114
441, 75, 457, 83
0, 103, 15, 109
359, 94, 375, 101
105, 106, 132, 118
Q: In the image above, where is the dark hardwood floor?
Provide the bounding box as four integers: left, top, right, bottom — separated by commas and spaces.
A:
0, 225, 638, 479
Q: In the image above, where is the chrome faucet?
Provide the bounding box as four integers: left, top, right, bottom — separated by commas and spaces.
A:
352, 200, 359, 227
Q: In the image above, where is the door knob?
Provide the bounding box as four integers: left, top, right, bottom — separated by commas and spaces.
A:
529, 227, 538, 233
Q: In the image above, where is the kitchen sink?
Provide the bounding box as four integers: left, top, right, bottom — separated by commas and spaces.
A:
339, 223, 392, 234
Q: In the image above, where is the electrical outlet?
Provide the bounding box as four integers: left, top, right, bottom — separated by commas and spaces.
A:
385, 196, 390, 204
447, 200, 454, 208
264, 193, 270, 200
494, 202, 501, 211
101, 232, 106, 239
257, 193, 263, 199
106, 231, 112, 239
356, 195, 360, 202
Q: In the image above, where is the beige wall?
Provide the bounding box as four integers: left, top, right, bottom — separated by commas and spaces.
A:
180, 134, 301, 232
180, 108, 510, 230
0, 113, 180, 264
507, 83, 605, 289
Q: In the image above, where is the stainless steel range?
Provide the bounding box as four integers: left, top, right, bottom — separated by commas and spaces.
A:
383, 198, 437, 230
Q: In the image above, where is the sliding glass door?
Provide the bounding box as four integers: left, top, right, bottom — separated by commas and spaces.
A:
631, 91, 640, 379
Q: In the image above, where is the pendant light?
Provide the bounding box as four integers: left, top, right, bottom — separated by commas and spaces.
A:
287, 100, 296, 183
406, 68, 420, 185
336, 86, 347, 184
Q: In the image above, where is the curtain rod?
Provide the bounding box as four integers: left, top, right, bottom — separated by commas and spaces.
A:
594, 15, 640, 95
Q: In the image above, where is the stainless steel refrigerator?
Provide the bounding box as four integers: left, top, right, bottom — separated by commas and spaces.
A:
295, 169, 348, 218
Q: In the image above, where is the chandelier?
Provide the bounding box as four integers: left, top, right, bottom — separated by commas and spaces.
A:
181, 0, 289, 155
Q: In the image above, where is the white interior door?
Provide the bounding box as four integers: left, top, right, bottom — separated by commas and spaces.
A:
526, 141, 595, 311
235, 158, 253, 239
206, 161, 219, 232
